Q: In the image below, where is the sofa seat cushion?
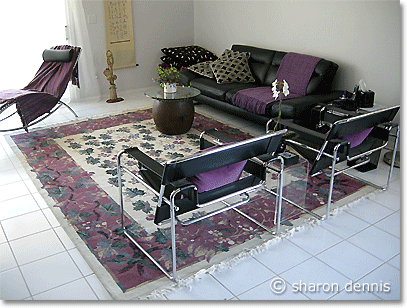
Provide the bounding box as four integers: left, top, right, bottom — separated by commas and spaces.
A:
225, 84, 260, 103
232, 87, 301, 115
190, 78, 256, 101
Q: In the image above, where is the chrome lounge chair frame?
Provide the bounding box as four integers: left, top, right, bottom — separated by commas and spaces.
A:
117, 130, 286, 281
0, 99, 78, 133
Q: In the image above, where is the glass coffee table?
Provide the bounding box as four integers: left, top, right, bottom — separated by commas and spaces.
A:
145, 86, 201, 135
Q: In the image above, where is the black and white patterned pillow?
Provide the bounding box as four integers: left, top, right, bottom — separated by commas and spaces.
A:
219, 49, 246, 59
160, 55, 181, 69
188, 61, 215, 78
210, 50, 255, 84
161, 45, 218, 69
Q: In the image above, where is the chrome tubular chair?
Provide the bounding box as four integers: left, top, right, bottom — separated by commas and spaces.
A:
267, 105, 400, 220
117, 130, 286, 281
0, 45, 81, 132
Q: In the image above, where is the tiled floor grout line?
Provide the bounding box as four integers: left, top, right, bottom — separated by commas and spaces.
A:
0, 204, 40, 222
3, 240, 34, 299
277, 216, 396, 288
313, 240, 387, 278
338, 263, 393, 301
6, 234, 65, 269
384, 253, 400, 271
325, 284, 382, 301
343, 204, 398, 226
342, 237, 399, 265
29, 276, 95, 299
371, 218, 400, 239
318, 220, 372, 240
63, 249, 102, 300
231, 257, 280, 298
314, 211, 399, 263
208, 271, 240, 299
369, 196, 400, 211
0, 210, 53, 241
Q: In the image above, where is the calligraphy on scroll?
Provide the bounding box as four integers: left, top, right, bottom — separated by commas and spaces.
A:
103, 0, 136, 69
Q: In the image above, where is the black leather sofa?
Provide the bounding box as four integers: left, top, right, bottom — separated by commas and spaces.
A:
179, 44, 342, 126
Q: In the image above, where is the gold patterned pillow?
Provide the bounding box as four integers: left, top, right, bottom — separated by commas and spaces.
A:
210, 50, 255, 84
188, 61, 215, 78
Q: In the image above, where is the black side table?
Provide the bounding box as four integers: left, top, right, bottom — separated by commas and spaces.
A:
145, 86, 200, 135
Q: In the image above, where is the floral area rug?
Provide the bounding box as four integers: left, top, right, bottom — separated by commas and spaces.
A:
9, 108, 371, 300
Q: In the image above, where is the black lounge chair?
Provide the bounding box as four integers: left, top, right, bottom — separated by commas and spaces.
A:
117, 130, 286, 281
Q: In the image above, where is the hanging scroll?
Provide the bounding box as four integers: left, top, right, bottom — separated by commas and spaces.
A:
103, 0, 136, 69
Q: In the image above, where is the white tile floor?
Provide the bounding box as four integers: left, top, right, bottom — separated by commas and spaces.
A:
0, 89, 401, 300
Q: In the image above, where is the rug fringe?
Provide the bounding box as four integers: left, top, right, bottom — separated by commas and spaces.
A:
138, 187, 380, 300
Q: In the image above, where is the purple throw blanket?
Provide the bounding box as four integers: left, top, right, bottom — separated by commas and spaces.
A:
0, 45, 80, 128
275, 52, 322, 96
232, 87, 300, 114
232, 52, 322, 114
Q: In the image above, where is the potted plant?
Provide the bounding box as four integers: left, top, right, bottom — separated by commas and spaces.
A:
154, 63, 182, 93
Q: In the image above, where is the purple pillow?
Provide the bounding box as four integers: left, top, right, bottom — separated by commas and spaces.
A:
187, 145, 247, 193
342, 128, 373, 148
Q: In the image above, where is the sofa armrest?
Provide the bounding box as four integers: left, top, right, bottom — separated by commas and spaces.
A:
178, 69, 199, 86
269, 91, 342, 119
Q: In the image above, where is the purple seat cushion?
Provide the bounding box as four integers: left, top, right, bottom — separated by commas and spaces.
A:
342, 128, 373, 148
187, 145, 247, 193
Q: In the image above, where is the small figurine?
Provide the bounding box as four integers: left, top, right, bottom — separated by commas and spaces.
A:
103, 50, 124, 103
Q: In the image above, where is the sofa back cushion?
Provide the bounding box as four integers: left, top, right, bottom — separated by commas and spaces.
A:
231, 45, 275, 85
263, 51, 338, 95
232, 45, 338, 95
306, 60, 339, 94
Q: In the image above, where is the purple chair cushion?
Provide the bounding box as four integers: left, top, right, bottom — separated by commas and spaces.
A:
342, 128, 373, 148
187, 145, 247, 193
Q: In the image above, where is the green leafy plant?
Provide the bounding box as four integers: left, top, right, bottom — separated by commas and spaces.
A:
154, 63, 181, 84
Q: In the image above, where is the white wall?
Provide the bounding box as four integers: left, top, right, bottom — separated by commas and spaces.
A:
81, 0, 401, 123
193, 0, 402, 114
82, 0, 195, 96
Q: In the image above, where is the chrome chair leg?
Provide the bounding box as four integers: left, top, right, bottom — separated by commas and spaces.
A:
273, 156, 284, 234
58, 100, 79, 117
117, 150, 178, 282
117, 150, 126, 229
384, 126, 399, 191
325, 144, 341, 220
169, 191, 179, 281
